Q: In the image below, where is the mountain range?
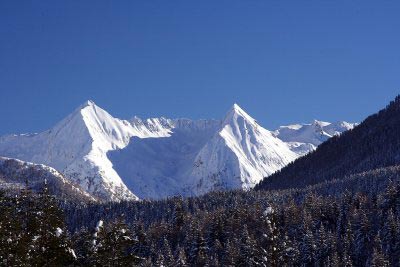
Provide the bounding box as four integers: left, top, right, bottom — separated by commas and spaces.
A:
0, 101, 356, 201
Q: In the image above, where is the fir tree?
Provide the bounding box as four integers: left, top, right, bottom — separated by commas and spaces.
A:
31, 181, 75, 266
299, 213, 316, 265
238, 225, 259, 266
174, 246, 188, 267
381, 209, 399, 265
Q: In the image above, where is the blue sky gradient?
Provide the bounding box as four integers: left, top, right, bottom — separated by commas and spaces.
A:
0, 1, 399, 134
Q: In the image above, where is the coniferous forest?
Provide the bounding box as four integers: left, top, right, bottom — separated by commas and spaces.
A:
1, 166, 400, 266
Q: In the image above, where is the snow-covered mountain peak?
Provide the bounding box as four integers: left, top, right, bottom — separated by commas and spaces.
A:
311, 119, 330, 127
187, 105, 298, 195
0, 101, 175, 201
275, 120, 357, 154
0, 101, 357, 201
76, 99, 96, 110
223, 103, 256, 126
323, 121, 358, 136
231, 103, 241, 111
65, 100, 105, 131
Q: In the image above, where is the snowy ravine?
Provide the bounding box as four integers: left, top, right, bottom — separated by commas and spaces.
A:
0, 101, 356, 201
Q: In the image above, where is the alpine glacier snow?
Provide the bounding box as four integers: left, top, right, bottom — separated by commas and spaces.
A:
0, 101, 173, 200
0, 101, 356, 201
274, 120, 358, 155
186, 104, 298, 196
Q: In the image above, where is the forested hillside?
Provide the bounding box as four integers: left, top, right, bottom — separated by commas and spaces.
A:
256, 96, 400, 191
2, 164, 400, 266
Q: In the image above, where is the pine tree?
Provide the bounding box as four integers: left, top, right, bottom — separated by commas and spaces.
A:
381, 182, 400, 214
191, 233, 209, 267
341, 251, 353, 267
342, 220, 354, 266
141, 257, 153, 267
316, 223, 328, 265
237, 225, 259, 266
381, 210, 399, 265
221, 240, 237, 266
155, 250, 166, 267
161, 237, 174, 266
94, 217, 140, 266
132, 222, 150, 259
299, 213, 316, 265
16, 179, 41, 264
71, 227, 93, 265
327, 250, 340, 267
280, 234, 300, 265
368, 233, 389, 267
172, 199, 186, 245
0, 191, 21, 266
174, 246, 188, 267
353, 209, 372, 266
212, 239, 224, 264
259, 205, 281, 266
30, 181, 75, 266
370, 248, 389, 267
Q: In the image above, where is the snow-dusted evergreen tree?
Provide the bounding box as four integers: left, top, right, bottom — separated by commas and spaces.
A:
17, 180, 39, 263
174, 246, 188, 267
341, 220, 355, 266
29, 181, 75, 266
71, 226, 93, 264
369, 233, 389, 267
221, 239, 237, 266
353, 209, 372, 266
211, 239, 224, 264
259, 205, 281, 265
299, 212, 316, 266
190, 232, 209, 266
381, 209, 400, 265
238, 225, 259, 266
155, 250, 165, 267
171, 199, 186, 244
161, 237, 174, 266
132, 222, 150, 259
0, 191, 21, 266
90, 217, 140, 266
316, 223, 329, 265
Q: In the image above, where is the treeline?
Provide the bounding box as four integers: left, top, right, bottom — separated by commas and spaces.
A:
1, 173, 400, 266
64, 165, 400, 234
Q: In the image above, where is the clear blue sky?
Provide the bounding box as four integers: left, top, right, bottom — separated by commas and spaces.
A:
0, 1, 399, 135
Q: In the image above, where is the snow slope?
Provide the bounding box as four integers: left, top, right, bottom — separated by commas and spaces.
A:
109, 119, 221, 199
109, 104, 298, 199
274, 120, 357, 155
0, 101, 172, 200
187, 104, 298, 196
0, 101, 356, 200
0, 157, 95, 202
